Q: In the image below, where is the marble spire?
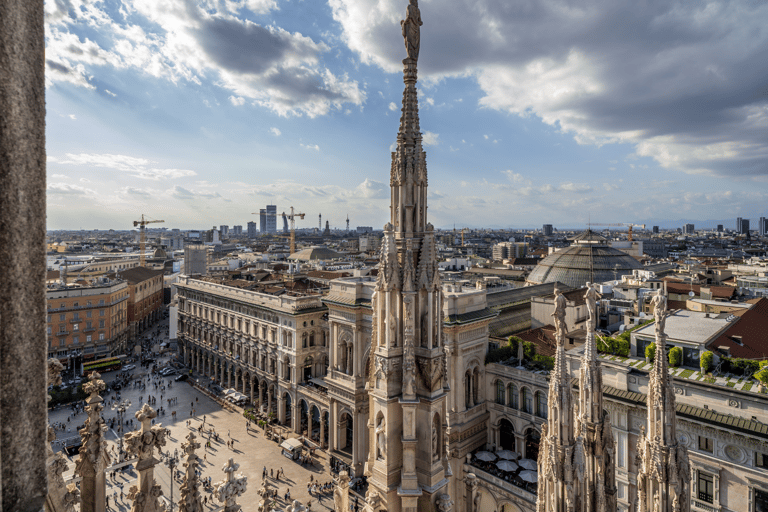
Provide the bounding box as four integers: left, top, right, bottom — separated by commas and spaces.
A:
537, 284, 617, 512
636, 290, 691, 512
365, 2, 449, 512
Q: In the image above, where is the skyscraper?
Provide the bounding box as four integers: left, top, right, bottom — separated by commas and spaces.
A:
684, 223, 694, 234
266, 204, 277, 234
259, 209, 267, 234
247, 221, 257, 239
760, 217, 766, 237
737, 217, 743, 233
542, 224, 553, 236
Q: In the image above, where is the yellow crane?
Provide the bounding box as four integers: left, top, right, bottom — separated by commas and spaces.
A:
252, 206, 305, 254
587, 222, 646, 241
133, 214, 164, 267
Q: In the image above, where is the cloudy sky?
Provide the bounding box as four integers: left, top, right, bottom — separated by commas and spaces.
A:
45, 0, 768, 231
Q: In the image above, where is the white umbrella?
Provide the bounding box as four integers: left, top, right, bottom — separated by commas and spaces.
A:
496, 450, 519, 460
518, 459, 537, 470
475, 451, 496, 462
496, 460, 519, 472
519, 470, 538, 483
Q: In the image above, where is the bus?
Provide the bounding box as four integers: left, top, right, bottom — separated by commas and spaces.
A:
82, 356, 124, 376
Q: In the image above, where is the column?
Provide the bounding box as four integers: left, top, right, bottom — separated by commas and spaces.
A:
516, 434, 525, 457
267, 387, 273, 412
228, 366, 232, 388
277, 396, 285, 425
320, 413, 326, 448
292, 404, 301, 434
307, 409, 312, 437
250, 376, 255, 405
329, 402, 337, 452
346, 343, 353, 375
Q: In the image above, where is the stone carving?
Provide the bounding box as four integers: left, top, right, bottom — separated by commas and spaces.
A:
376, 416, 386, 460
436, 493, 454, 512
333, 471, 350, 512
75, 371, 111, 512
178, 432, 204, 512
472, 489, 481, 512
728, 399, 740, 408
124, 404, 167, 512
46, 358, 80, 512
401, 0, 423, 62
213, 459, 247, 512
442, 346, 451, 391
676, 387, 685, 395
403, 343, 416, 397
724, 444, 742, 462
375, 356, 389, 380
416, 356, 442, 391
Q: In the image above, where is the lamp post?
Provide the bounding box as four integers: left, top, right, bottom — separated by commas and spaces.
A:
165, 453, 179, 511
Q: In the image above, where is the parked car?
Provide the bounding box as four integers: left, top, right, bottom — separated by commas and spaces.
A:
123, 364, 136, 371
174, 374, 188, 382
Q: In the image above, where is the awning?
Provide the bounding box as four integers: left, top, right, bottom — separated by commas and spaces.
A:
280, 438, 303, 451
309, 378, 327, 388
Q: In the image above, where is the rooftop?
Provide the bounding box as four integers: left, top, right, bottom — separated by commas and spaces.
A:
634, 309, 734, 344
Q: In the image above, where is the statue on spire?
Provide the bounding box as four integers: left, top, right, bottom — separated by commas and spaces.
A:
401, 0, 423, 62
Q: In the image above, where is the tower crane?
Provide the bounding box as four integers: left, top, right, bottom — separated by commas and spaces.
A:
587, 222, 646, 241
252, 207, 305, 254
133, 214, 164, 266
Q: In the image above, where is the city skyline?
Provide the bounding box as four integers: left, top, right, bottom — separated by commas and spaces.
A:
45, 0, 768, 230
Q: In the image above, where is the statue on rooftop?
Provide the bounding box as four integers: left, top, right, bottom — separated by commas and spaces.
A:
552, 287, 567, 340
401, 0, 423, 62
651, 289, 668, 335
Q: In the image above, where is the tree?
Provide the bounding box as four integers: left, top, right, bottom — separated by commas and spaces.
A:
645, 343, 656, 362
668, 346, 682, 367
754, 365, 768, 387
700, 351, 713, 373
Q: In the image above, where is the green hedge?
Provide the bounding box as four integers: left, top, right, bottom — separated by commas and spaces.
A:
48, 384, 88, 407
597, 335, 630, 357
700, 351, 713, 372
754, 366, 768, 385
484, 336, 554, 371
645, 343, 656, 362
721, 357, 768, 376
668, 346, 682, 367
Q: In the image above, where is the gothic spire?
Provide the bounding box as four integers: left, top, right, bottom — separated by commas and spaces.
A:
636, 290, 691, 512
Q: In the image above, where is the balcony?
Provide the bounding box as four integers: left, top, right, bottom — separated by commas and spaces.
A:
56, 331, 70, 337
464, 462, 537, 504
69, 318, 82, 324
692, 500, 718, 512
83, 327, 96, 333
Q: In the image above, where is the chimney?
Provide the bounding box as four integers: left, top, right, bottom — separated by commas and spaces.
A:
718, 346, 731, 356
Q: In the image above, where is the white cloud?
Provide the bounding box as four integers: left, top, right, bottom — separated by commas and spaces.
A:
329, 0, 768, 178
69, 114, 77, 120
47, 183, 94, 195
301, 143, 320, 151
356, 178, 386, 199
423, 131, 439, 146
104, 89, 117, 97
49, 153, 197, 180
388, 102, 397, 111
425, 97, 434, 106
50, 173, 69, 179
270, 127, 281, 136
229, 95, 246, 106
483, 135, 489, 140
45, 0, 366, 117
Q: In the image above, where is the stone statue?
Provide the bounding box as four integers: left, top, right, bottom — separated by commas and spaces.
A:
213, 459, 248, 512
432, 423, 439, 461
552, 287, 567, 340
75, 371, 110, 512
375, 416, 386, 459
517, 339, 524, 363
472, 490, 481, 512
651, 289, 667, 335
584, 282, 598, 330
333, 471, 350, 512
401, 0, 423, 62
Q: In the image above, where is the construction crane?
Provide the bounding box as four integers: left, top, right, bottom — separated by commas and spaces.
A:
587, 222, 646, 241
133, 214, 164, 266
252, 207, 305, 254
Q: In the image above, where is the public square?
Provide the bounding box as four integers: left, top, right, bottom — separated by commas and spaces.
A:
49, 328, 353, 511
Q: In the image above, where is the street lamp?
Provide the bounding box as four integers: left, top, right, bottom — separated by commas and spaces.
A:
165, 453, 179, 511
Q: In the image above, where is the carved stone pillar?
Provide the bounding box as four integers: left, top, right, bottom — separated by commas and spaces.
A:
320, 413, 326, 448
346, 342, 353, 375
250, 376, 255, 405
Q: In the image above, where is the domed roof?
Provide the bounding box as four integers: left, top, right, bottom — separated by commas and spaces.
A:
527, 231, 642, 289
289, 245, 341, 261
153, 247, 168, 259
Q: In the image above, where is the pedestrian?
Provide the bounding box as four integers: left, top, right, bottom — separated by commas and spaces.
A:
271, 468, 274, 478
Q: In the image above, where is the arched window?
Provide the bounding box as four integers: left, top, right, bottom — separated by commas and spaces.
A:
536, 391, 547, 419
302, 333, 308, 348
496, 380, 505, 404
309, 332, 315, 347
508, 384, 518, 409
523, 387, 533, 414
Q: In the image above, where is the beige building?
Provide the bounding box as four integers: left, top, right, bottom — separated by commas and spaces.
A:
46, 278, 129, 362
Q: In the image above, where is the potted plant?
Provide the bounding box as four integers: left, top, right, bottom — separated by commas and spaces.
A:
668, 346, 682, 368
754, 365, 768, 392
700, 350, 713, 375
